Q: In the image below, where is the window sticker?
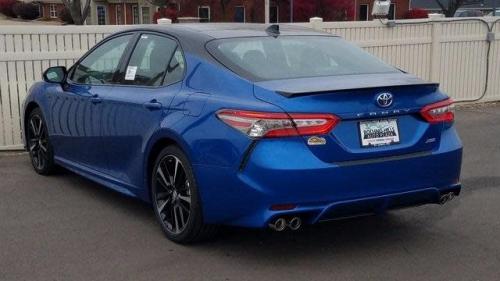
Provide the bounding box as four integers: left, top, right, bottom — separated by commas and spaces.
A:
125, 66, 137, 80
141, 35, 148, 39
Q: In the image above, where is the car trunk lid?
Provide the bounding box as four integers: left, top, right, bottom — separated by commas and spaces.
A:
253, 73, 448, 163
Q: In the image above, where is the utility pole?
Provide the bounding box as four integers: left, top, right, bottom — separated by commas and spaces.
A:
265, 0, 270, 23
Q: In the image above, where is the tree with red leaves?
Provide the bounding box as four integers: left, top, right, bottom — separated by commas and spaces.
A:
152, 0, 178, 23
293, 0, 354, 22
405, 8, 429, 19
0, 0, 18, 18
153, 7, 178, 23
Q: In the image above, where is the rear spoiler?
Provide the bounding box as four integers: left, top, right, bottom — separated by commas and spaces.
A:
278, 83, 440, 98
253, 73, 440, 98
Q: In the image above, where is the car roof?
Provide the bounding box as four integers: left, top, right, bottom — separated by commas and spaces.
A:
120, 23, 332, 42
113, 24, 335, 56
109, 23, 336, 75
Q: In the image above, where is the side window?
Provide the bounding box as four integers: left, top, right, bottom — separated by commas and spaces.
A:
72, 35, 132, 85
124, 34, 183, 87
164, 48, 185, 85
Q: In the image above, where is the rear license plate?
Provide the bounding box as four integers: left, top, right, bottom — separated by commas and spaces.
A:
359, 119, 400, 147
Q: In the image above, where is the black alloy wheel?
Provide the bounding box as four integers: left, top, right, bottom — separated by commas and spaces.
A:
152, 146, 218, 243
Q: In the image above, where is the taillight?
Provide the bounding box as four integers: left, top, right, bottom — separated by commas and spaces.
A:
420, 98, 454, 124
216, 109, 339, 138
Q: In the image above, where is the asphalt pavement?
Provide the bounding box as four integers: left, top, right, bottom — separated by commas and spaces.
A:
1, 104, 499, 281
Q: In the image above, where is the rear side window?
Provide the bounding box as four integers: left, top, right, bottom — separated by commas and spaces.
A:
164, 48, 185, 85
207, 36, 398, 81
124, 34, 183, 87
72, 34, 132, 85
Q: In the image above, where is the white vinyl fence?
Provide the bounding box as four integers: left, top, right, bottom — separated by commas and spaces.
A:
297, 17, 500, 102
0, 18, 499, 150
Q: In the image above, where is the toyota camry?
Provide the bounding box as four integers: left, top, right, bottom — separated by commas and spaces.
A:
23, 24, 462, 243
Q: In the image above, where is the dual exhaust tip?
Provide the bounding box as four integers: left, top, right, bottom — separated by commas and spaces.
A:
439, 192, 456, 205
269, 192, 456, 231
269, 217, 302, 232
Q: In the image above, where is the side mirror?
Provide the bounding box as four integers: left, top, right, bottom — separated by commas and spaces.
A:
43, 66, 67, 84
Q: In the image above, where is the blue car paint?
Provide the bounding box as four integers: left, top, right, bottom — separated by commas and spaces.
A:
23, 25, 462, 228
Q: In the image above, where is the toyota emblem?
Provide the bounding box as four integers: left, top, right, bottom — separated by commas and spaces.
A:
376, 92, 393, 108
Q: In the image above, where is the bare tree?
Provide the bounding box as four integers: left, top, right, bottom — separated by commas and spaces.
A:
61, 0, 91, 25
434, 0, 465, 17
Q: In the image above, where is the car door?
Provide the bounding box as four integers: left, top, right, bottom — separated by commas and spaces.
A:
51, 33, 134, 172
97, 33, 186, 188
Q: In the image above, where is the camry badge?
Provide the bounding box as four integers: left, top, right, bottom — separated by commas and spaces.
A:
307, 136, 327, 146
376, 92, 393, 108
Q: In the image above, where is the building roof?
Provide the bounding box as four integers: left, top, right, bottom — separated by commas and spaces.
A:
411, 0, 499, 10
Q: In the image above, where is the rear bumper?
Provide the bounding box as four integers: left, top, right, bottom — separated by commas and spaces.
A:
302, 184, 460, 224
194, 128, 462, 228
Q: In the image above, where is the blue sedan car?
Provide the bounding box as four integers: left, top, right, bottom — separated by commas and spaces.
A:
23, 24, 462, 243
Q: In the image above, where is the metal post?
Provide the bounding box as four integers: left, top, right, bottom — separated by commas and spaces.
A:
290, 0, 293, 22
265, 0, 270, 23
494, 0, 497, 16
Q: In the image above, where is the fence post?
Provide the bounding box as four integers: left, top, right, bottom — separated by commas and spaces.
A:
430, 18, 442, 83
309, 17, 323, 31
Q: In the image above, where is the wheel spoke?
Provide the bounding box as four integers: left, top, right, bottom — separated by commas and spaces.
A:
178, 194, 191, 204
173, 205, 180, 232
36, 118, 43, 136
29, 139, 38, 151
173, 157, 179, 185
39, 147, 46, 159
178, 201, 189, 213
165, 220, 173, 231
156, 191, 171, 200
177, 179, 189, 192
30, 119, 38, 137
177, 204, 185, 227
157, 198, 171, 213
39, 123, 46, 139
163, 160, 176, 189
39, 142, 48, 152
156, 166, 173, 190
37, 149, 44, 169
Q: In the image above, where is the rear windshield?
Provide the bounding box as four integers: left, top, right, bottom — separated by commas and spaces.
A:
206, 36, 398, 81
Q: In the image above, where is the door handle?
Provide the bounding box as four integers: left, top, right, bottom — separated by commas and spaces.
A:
91, 94, 102, 104
143, 100, 162, 110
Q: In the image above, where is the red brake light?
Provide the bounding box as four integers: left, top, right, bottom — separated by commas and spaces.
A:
216, 110, 339, 138
420, 98, 454, 124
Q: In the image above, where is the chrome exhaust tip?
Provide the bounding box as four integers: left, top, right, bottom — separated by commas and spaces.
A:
439, 193, 455, 205
269, 217, 287, 232
439, 194, 448, 204
288, 217, 302, 231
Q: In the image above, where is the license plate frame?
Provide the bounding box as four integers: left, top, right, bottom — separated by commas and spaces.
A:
359, 118, 401, 148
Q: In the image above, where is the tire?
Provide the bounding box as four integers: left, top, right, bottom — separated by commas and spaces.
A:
26, 107, 56, 175
151, 145, 218, 244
